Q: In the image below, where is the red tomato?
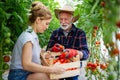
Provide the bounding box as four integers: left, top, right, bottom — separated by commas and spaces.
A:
87, 62, 93, 66
3, 55, 10, 62
100, 1, 106, 7
100, 64, 107, 70
60, 59, 65, 63
112, 48, 119, 55
64, 59, 71, 63
59, 52, 66, 59
51, 43, 64, 52
93, 26, 99, 30
91, 63, 97, 69
116, 33, 120, 40
116, 21, 120, 28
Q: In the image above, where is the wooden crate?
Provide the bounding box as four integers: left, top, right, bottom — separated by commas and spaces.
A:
40, 51, 80, 79
50, 61, 80, 79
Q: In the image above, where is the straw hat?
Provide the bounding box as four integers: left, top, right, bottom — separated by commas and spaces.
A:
54, 5, 79, 22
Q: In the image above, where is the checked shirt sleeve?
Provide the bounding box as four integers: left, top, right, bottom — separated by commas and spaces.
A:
78, 31, 89, 60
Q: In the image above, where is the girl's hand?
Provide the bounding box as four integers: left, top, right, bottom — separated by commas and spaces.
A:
50, 65, 66, 74
44, 51, 54, 59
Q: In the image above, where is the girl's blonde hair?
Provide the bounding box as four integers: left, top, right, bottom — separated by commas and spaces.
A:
29, 1, 52, 24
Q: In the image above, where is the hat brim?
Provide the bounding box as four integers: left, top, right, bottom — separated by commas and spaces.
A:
54, 9, 79, 22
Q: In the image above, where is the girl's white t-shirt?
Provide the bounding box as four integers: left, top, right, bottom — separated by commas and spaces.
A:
10, 26, 41, 69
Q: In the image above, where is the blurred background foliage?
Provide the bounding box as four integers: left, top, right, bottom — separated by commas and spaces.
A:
0, 0, 120, 80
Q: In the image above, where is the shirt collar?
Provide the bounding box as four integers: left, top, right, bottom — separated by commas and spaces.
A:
26, 26, 38, 39
31, 30, 38, 40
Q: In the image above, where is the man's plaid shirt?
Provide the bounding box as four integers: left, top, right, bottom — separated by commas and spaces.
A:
47, 24, 89, 60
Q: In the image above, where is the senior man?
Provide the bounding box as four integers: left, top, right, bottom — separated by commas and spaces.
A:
47, 4, 89, 80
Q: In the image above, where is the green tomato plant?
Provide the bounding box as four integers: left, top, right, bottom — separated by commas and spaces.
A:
0, 0, 32, 79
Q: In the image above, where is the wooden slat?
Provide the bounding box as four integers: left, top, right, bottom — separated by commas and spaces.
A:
50, 61, 80, 69
50, 61, 80, 79
50, 69, 80, 79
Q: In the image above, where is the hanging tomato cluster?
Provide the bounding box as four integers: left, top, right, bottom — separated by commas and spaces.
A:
116, 21, 120, 28
2, 54, 11, 72
95, 41, 101, 47
106, 22, 120, 57
92, 26, 99, 37
86, 61, 108, 72
86, 62, 98, 72
3, 55, 10, 63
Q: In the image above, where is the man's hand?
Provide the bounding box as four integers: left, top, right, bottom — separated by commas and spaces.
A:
59, 49, 78, 59
51, 43, 64, 52
59, 49, 83, 59
77, 50, 83, 59
65, 49, 78, 58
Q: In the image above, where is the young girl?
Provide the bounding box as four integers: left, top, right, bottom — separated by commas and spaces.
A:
8, 1, 65, 80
